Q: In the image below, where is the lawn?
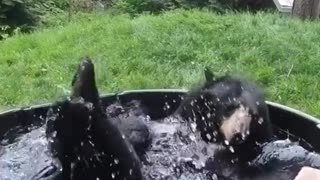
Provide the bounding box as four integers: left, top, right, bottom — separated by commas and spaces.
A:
0, 10, 319, 117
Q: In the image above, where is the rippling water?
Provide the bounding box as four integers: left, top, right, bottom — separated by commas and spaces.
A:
1, 101, 320, 180
0, 125, 59, 180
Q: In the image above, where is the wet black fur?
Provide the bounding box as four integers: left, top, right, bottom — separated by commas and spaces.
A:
106, 100, 152, 157
175, 68, 273, 162
45, 57, 143, 180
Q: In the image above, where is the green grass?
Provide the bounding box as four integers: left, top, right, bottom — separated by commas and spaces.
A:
0, 10, 319, 117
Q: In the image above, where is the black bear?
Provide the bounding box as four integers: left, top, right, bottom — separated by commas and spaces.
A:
175, 68, 273, 162
45, 57, 143, 180
106, 100, 152, 157
175, 68, 320, 180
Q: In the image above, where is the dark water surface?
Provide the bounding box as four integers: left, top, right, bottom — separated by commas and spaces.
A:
1, 101, 320, 180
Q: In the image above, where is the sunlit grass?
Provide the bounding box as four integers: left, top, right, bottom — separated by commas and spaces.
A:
0, 9, 319, 117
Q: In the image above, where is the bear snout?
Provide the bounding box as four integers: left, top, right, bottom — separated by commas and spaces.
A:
220, 105, 252, 145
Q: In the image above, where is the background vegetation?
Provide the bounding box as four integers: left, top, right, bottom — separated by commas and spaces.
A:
0, 0, 274, 39
1, 9, 320, 118
0, 0, 319, 119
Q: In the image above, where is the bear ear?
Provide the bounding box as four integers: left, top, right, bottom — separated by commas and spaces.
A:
204, 67, 215, 82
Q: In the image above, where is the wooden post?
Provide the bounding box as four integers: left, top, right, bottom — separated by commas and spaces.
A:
292, 0, 320, 19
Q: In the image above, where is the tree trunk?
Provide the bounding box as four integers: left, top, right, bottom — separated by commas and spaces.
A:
312, 0, 320, 18
292, 0, 320, 19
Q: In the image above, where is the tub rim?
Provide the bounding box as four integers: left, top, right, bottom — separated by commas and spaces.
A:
0, 88, 318, 124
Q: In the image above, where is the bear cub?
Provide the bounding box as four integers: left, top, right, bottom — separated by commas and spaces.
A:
175, 68, 273, 162
45, 57, 143, 180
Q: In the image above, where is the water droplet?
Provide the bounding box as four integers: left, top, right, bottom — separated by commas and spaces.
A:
96, 178, 100, 180
111, 173, 115, 179
229, 146, 235, 153
165, 102, 170, 109
52, 131, 57, 138
258, 117, 264, 124
256, 101, 260, 105
241, 133, 246, 140
122, 134, 126, 139
246, 130, 250, 135
224, 140, 229, 145
81, 141, 84, 146
190, 123, 197, 132
114, 158, 119, 164
212, 174, 218, 180
206, 133, 212, 140
129, 169, 133, 175
89, 140, 95, 147
213, 131, 218, 136
206, 113, 211, 118
189, 134, 196, 141
216, 98, 220, 102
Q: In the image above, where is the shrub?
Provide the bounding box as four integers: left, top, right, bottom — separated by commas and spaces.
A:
0, 0, 69, 39
0, 0, 36, 39
114, 0, 275, 15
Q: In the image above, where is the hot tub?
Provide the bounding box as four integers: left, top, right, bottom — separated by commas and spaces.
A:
0, 89, 319, 179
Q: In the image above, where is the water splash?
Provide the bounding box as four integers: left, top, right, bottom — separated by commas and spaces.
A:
0, 125, 58, 180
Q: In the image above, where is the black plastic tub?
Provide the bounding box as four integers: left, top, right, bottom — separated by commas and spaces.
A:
0, 89, 320, 160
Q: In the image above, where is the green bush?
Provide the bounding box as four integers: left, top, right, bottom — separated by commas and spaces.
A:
27, 0, 67, 26
0, 0, 36, 39
0, 0, 69, 39
114, 0, 274, 15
